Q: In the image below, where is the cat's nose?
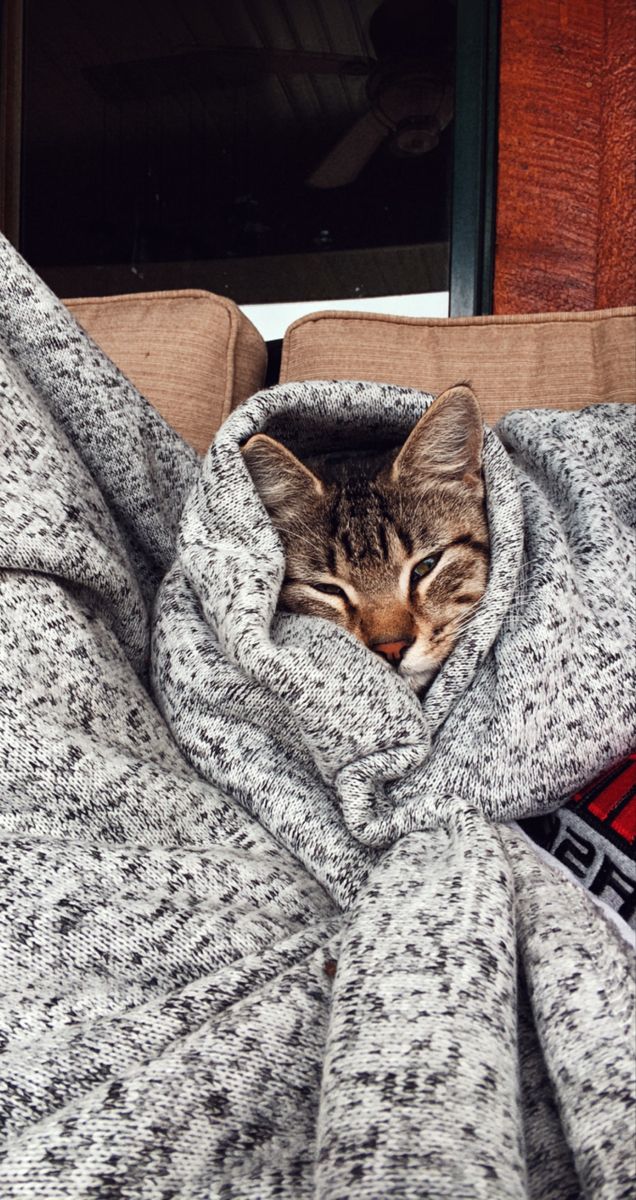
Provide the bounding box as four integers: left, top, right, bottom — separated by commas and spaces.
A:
371, 638, 413, 665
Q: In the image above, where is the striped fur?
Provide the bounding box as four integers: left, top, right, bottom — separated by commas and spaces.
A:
243, 386, 489, 692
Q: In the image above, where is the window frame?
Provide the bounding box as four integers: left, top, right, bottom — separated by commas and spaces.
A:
449, 0, 500, 316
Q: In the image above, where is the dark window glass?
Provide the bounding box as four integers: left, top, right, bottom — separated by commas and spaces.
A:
20, 0, 456, 303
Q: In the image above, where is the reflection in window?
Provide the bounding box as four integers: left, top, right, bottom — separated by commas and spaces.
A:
21, 0, 456, 305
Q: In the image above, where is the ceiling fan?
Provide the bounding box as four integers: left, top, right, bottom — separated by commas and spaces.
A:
84, 0, 455, 187
306, 0, 455, 188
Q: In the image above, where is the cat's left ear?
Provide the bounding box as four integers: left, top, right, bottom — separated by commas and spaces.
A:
391, 384, 484, 492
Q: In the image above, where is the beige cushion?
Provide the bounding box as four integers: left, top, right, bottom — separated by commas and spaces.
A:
64, 289, 267, 454
280, 307, 636, 423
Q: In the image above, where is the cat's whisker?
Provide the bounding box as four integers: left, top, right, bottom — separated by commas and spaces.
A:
451, 613, 482, 638
283, 527, 326, 554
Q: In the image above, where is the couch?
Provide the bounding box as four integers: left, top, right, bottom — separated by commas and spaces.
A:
64, 289, 636, 455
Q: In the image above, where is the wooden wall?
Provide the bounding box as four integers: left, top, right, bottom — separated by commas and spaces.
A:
494, 0, 636, 313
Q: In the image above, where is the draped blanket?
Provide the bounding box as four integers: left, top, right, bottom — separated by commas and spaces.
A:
0, 235, 634, 1199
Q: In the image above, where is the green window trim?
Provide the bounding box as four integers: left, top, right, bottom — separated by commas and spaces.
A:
450, 0, 500, 316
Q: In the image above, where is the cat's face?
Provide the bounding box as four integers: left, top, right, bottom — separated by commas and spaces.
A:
242, 385, 489, 692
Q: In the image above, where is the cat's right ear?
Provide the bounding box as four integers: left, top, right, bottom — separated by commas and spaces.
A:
241, 434, 324, 521
391, 384, 484, 492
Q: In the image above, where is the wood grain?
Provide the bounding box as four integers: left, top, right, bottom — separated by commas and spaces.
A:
494, 0, 636, 313
596, 0, 636, 308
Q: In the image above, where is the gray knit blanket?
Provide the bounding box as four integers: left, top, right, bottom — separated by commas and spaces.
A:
1, 234, 634, 1199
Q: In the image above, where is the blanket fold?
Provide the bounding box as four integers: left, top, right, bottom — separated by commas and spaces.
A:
157, 380, 634, 851
315, 812, 525, 1200
0, 234, 634, 1199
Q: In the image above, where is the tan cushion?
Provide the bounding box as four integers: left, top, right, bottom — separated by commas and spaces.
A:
64, 289, 267, 454
280, 307, 636, 423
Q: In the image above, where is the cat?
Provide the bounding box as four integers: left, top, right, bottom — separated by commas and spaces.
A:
241, 384, 489, 692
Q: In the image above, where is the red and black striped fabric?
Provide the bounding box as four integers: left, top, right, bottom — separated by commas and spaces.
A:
521, 754, 636, 927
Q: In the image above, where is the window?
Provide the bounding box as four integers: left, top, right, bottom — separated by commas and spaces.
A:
1, 0, 498, 329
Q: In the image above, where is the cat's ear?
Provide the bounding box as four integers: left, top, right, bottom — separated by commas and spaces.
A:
241, 433, 324, 520
391, 384, 484, 491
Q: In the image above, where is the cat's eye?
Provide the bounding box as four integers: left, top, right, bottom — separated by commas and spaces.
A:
311, 582, 348, 600
411, 553, 442, 582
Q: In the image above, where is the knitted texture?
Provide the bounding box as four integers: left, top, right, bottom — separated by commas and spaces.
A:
0, 234, 634, 1199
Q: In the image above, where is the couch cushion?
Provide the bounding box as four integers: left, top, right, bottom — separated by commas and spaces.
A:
64, 289, 267, 454
280, 307, 636, 422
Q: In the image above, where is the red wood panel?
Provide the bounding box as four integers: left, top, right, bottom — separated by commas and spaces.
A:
494, 0, 636, 313
596, 0, 636, 308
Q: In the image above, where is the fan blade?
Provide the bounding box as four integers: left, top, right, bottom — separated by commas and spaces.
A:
85, 47, 372, 103
306, 110, 388, 189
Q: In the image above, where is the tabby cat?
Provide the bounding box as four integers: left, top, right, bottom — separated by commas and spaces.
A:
242, 384, 489, 692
